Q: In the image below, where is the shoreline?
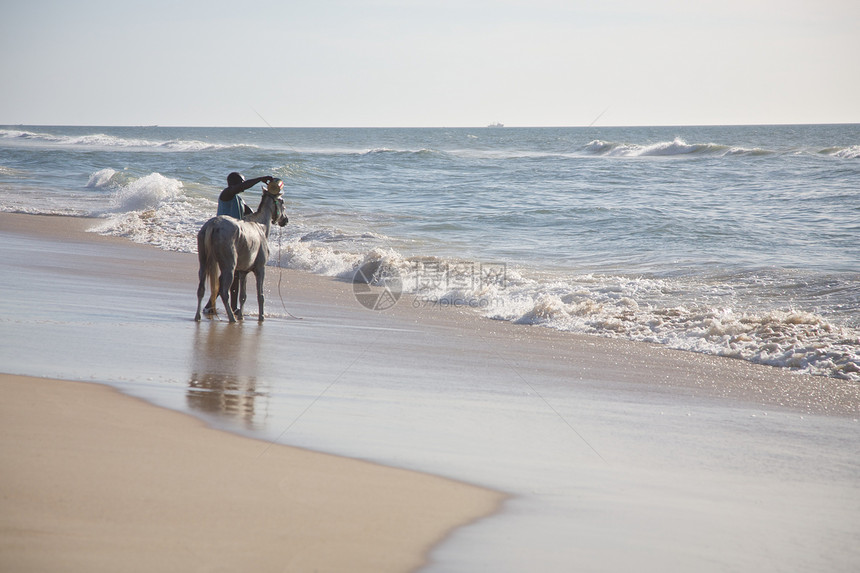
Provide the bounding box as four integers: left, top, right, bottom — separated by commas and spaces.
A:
2, 212, 856, 417
0, 373, 505, 573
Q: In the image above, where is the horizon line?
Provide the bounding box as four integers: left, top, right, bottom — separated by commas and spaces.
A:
3, 121, 860, 130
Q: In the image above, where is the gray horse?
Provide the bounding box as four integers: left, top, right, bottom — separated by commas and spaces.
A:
195, 186, 288, 323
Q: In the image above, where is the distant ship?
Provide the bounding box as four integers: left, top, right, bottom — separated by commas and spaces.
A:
487, 122, 504, 128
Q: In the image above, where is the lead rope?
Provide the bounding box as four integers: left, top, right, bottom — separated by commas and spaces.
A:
276, 224, 302, 320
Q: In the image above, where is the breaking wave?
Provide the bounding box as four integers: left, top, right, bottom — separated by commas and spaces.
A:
0, 128, 253, 152
90, 171, 211, 252
86, 168, 121, 188
491, 285, 860, 382
362, 147, 439, 156
583, 138, 771, 157
820, 145, 860, 159
583, 138, 860, 160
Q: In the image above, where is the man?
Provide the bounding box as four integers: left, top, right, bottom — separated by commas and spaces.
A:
204, 172, 274, 315
218, 172, 274, 220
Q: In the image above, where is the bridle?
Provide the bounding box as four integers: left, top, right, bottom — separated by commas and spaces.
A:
263, 191, 286, 225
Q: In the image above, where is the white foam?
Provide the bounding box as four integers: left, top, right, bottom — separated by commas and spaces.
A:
272, 238, 364, 277
491, 284, 860, 382
111, 173, 184, 211
584, 138, 768, 158
0, 128, 251, 152
389, 260, 860, 383
91, 172, 210, 252
0, 165, 26, 177
86, 168, 118, 188
825, 145, 860, 159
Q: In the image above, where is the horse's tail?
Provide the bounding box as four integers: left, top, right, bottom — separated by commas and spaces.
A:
197, 223, 219, 299
205, 225, 221, 298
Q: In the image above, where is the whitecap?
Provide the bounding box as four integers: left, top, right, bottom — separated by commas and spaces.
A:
824, 145, 860, 159
86, 168, 118, 188
0, 128, 252, 152
583, 138, 771, 158
111, 173, 184, 212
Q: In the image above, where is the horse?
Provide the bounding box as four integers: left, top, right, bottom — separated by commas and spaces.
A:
195, 183, 288, 323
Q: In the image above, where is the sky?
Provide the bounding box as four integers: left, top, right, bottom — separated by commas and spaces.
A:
1, 0, 858, 127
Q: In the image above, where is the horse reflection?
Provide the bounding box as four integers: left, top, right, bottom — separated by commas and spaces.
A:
188, 324, 267, 428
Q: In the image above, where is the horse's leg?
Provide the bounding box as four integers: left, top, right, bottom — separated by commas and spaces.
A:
195, 261, 206, 321
255, 266, 266, 322
220, 267, 237, 323
203, 277, 217, 314
230, 274, 241, 315
235, 272, 248, 321
207, 271, 219, 314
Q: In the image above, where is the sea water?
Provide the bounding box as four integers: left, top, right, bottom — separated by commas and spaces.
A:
1, 124, 858, 381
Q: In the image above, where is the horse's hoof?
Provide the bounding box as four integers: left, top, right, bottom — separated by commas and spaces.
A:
194, 314, 201, 322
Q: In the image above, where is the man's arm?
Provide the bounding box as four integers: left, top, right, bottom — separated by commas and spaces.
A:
219, 175, 273, 201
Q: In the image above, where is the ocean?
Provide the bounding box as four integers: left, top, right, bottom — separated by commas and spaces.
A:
1, 124, 858, 382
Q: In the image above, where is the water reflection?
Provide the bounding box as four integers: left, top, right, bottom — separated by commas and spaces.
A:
188, 323, 268, 429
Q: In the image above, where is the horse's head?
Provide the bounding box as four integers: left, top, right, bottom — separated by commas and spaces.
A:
263, 179, 289, 227
271, 195, 289, 227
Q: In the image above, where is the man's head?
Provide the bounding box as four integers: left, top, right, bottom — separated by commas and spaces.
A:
227, 172, 244, 187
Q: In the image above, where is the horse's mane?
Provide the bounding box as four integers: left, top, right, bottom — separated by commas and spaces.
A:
244, 193, 279, 225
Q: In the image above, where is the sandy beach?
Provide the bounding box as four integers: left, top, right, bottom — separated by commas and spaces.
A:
1, 212, 859, 572
0, 375, 502, 573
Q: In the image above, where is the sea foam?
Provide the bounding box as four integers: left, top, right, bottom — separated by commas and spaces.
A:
92, 172, 210, 252
0, 128, 251, 152
822, 145, 860, 159
584, 138, 769, 158
86, 168, 119, 188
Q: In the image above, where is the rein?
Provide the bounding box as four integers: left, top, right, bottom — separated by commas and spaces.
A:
262, 185, 302, 320
276, 225, 302, 320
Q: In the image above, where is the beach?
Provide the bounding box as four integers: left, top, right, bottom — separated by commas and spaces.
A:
0, 374, 503, 573
1, 212, 859, 572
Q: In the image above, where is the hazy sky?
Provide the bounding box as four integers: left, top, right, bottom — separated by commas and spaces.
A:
2, 0, 858, 127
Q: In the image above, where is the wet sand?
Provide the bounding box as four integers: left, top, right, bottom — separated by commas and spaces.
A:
1, 212, 858, 572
